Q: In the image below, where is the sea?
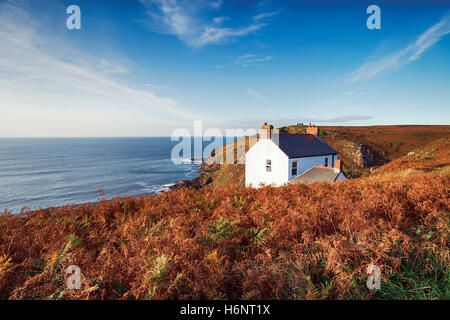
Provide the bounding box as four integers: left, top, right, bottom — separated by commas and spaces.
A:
0, 137, 223, 214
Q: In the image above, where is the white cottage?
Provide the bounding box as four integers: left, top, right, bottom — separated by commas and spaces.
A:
245, 123, 346, 187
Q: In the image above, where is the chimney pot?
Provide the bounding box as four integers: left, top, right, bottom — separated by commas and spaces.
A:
260, 123, 274, 139
306, 124, 319, 136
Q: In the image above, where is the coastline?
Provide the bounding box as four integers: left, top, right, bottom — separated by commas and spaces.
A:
2, 161, 217, 215
168, 161, 220, 191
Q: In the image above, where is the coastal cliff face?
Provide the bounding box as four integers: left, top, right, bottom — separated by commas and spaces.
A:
319, 138, 383, 177
338, 141, 375, 167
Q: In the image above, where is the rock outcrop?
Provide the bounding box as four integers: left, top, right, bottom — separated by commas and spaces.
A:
340, 142, 375, 168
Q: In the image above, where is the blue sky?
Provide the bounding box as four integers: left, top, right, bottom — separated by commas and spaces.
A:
0, 0, 449, 136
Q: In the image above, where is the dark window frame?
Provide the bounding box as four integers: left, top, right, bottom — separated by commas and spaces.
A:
291, 161, 298, 176
266, 159, 272, 172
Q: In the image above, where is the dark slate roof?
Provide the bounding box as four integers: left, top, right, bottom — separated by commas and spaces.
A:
290, 166, 342, 184
271, 134, 337, 158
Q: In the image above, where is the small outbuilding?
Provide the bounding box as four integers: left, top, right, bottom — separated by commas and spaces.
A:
289, 164, 346, 184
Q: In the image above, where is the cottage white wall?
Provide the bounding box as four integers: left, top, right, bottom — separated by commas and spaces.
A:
245, 139, 288, 187
288, 155, 334, 180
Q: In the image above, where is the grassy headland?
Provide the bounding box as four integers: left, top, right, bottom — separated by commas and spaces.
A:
0, 134, 448, 300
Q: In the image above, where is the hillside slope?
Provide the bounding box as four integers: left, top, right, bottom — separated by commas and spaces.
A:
0, 148, 448, 300
206, 125, 450, 183
281, 125, 450, 177
372, 136, 449, 176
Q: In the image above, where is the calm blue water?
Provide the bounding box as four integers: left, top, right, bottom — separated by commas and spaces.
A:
0, 137, 217, 213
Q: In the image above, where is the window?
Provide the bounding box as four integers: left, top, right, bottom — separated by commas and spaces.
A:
324, 158, 328, 167
266, 159, 271, 172
292, 161, 297, 176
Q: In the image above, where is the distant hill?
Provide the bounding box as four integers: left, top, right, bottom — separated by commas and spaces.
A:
280, 124, 450, 177
205, 125, 450, 183
372, 135, 449, 176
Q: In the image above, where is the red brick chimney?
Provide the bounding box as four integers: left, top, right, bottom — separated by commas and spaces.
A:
306, 124, 319, 136
260, 123, 274, 139
334, 159, 342, 171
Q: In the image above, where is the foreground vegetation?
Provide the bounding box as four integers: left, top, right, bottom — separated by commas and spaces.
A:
0, 137, 449, 300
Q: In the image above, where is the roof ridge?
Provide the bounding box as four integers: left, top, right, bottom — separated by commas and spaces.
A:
313, 165, 340, 171
276, 133, 309, 135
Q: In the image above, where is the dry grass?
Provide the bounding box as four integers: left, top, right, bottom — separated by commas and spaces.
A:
0, 165, 448, 299
373, 136, 449, 176
282, 125, 450, 161
1, 135, 449, 300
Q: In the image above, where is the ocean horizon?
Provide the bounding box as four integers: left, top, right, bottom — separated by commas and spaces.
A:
0, 137, 223, 214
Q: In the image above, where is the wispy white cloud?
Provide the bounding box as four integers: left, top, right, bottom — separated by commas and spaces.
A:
140, 0, 276, 47
198, 24, 265, 46
214, 54, 273, 68
213, 16, 228, 25
0, 0, 197, 136
315, 95, 347, 112
208, 0, 223, 10
253, 10, 280, 21
315, 88, 374, 112
144, 82, 175, 92
97, 59, 129, 74
348, 11, 450, 83
247, 89, 267, 103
